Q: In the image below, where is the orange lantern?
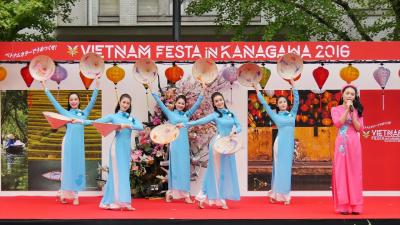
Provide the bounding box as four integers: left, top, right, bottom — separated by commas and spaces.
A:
165, 63, 184, 84
106, 64, 125, 85
340, 64, 359, 84
106, 64, 125, 100
0, 66, 7, 81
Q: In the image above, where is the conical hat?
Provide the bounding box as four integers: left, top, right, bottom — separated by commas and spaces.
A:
29, 55, 56, 81
192, 58, 218, 84
42, 112, 72, 129
92, 122, 121, 137
150, 123, 180, 144
213, 135, 243, 155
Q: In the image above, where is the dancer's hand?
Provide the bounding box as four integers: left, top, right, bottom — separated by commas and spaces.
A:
120, 124, 132, 129
94, 75, 101, 89
71, 118, 83, 124
200, 82, 207, 95
289, 79, 295, 88
40, 81, 47, 89
252, 83, 260, 93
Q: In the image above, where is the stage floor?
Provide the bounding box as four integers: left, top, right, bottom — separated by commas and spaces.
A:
0, 196, 399, 219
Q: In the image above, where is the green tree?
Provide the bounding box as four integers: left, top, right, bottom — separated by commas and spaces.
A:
0, 0, 77, 41
186, 0, 400, 41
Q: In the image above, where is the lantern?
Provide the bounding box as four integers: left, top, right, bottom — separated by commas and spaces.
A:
340, 64, 359, 84
0, 66, 7, 81
21, 64, 34, 88
259, 66, 271, 89
222, 64, 238, 103
373, 65, 391, 111
50, 64, 68, 100
106, 63, 125, 100
165, 63, 184, 85
222, 64, 238, 85
312, 65, 329, 90
20, 64, 34, 108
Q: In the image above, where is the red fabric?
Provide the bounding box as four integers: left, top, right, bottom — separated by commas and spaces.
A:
0, 196, 399, 219
361, 90, 400, 190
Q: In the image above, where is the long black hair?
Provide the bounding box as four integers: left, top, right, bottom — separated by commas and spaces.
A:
211, 92, 232, 118
67, 92, 81, 111
173, 95, 187, 111
115, 93, 132, 114
339, 85, 363, 117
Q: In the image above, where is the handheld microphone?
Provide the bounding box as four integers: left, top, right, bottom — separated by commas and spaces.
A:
350, 105, 354, 112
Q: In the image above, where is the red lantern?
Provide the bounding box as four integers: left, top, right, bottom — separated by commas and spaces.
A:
165, 64, 184, 84
21, 64, 34, 88
80, 72, 94, 90
312, 66, 329, 90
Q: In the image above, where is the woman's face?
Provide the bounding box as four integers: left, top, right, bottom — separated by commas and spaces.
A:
213, 95, 225, 109
119, 97, 131, 112
277, 97, 288, 111
342, 87, 356, 103
69, 94, 80, 109
175, 98, 186, 111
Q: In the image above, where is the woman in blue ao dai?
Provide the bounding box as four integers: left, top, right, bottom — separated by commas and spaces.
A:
254, 80, 299, 205
94, 94, 144, 211
180, 92, 241, 210
150, 84, 205, 203
41, 79, 100, 205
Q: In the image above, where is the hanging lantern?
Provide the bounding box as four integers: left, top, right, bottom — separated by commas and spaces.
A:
20, 64, 34, 108
312, 65, 329, 110
21, 64, 34, 88
259, 66, 271, 89
373, 65, 391, 111
312, 65, 329, 90
0, 66, 7, 81
222, 64, 238, 85
221, 63, 238, 103
165, 63, 184, 85
106, 63, 125, 84
340, 64, 359, 84
106, 63, 125, 100
50, 64, 68, 100
51, 65, 68, 85
80, 72, 94, 90
80, 72, 94, 103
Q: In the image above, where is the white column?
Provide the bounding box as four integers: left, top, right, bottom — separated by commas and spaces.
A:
120, 0, 137, 25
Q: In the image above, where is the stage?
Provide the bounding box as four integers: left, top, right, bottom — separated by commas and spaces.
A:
0, 196, 399, 224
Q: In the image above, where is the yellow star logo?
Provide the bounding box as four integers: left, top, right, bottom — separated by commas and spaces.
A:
67, 45, 79, 56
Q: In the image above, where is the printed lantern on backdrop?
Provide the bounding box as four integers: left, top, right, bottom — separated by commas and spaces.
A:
221, 64, 238, 102
0, 66, 7, 81
373, 65, 391, 111
106, 63, 125, 101
50, 64, 68, 99
192, 58, 218, 84
80, 72, 94, 102
165, 63, 184, 85
340, 64, 359, 84
79, 52, 105, 79
312, 64, 330, 109
20, 64, 34, 108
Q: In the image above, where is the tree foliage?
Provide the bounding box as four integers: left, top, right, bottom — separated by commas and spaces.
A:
186, 0, 400, 41
0, 0, 77, 41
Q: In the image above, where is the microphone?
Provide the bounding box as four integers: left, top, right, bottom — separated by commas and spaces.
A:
349, 105, 354, 112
